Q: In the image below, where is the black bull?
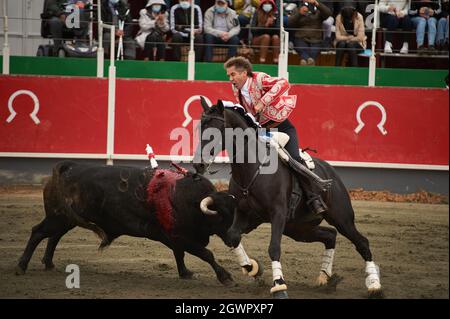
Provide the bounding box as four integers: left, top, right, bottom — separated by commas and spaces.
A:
15, 161, 238, 285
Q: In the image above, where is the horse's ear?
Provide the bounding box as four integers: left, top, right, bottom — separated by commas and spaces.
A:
217, 100, 225, 113
200, 96, 210, 112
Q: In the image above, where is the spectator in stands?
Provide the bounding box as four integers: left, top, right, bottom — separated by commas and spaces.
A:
288, 0, 332, 65
436, 0, 449, 51
321, 0, 336, 48
101, 0, 136, 60
135, 0, 169, 61
334, 5, 366, 67
410, 0, 441, 54
233, 0, 260, 44
251, 0, 280, 63
204, 0, 241, 62
379, 0, 413, 54
170, 0, 204, 61
44, 0, 90, 54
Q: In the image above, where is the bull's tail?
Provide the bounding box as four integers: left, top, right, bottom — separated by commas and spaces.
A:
50, 161, 111, 250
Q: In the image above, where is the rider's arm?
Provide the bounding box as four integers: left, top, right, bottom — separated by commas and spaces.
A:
257, 73, 290, 112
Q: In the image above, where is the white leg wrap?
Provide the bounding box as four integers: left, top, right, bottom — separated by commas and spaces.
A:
320, 249, 335, 277
232, 243, 251, 267
272, 261, 284, 281
365, 261, 381, 290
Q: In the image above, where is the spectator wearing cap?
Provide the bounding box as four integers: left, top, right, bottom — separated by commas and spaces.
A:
251, 0, 280, 63
379, 0, 413, 54
204, 0, 241, 62
288, 0, 332, 65
135, 0, 169, 61
334, 6, 366, 67
170, 0, 204, 61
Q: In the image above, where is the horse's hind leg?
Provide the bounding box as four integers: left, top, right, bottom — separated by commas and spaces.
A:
285, 225, 339, 287
330, 214, 382, 298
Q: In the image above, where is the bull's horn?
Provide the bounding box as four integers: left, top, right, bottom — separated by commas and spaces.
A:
200, 196, 218, 215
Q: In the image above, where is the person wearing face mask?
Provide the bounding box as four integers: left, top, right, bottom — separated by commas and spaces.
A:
101, 0, 136, 59
204, 0, 241, 62
334, 6, 366, 67
135, 0, 169, 61
288, 0, 332, 65
251, 0, 280, 63
233, 0, 260, 43
170, 0, 204, 61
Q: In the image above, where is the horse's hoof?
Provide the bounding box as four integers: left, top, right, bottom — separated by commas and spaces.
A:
15, 265, 26, 276
368, 288, 385, 299
316, 271, 329, 286
272, 290, 289, 299
242, 258, 264, 278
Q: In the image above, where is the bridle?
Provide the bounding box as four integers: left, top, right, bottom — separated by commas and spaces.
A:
200, 112, 270, 198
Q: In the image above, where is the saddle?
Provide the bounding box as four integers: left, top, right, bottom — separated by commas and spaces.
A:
259, 132, 333, 192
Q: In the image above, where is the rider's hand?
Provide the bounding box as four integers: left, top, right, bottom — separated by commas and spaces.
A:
116, 30, 124, 37
255, 102, 265, 113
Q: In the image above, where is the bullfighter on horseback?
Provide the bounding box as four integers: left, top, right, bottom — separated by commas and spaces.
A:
224, 56, 328, 216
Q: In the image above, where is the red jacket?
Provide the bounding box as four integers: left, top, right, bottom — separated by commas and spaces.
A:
232, 72, 297, 125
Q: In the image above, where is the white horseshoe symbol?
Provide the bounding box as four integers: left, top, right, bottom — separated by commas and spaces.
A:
6, 90, 41, 125
182, 95, 212, 127
354, 101, 387, 135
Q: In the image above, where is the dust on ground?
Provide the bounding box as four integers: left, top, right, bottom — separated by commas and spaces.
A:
0, 186, 448, 299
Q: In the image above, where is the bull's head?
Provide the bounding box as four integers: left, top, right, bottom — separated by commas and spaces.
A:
199, 191, 236, 241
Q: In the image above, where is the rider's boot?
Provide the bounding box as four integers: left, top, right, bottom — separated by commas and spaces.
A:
305, 190, 327, 215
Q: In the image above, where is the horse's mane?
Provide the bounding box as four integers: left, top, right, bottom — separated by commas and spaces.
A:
223, 104, 260, 130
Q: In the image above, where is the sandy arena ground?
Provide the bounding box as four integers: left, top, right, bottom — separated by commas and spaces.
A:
0, 187, 448, 299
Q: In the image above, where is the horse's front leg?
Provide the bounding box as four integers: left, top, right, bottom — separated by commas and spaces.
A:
231, 242, 263, 277
226, 208, 263, 278
269, 209, 288, 299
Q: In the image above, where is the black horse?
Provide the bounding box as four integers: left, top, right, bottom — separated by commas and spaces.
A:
194, 99, 383, 299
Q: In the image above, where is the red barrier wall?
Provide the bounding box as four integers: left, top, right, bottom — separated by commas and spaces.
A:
1, 75, 448, 167
0, 75, 108, 153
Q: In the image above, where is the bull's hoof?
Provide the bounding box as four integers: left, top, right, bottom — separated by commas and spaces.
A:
272, 290, 289, 299
368, 288, 385, 299
218, 273, 235, 287
221, 278, 236, 287
43, 260, 55, 271
179, 270, 196, 280
15, 265, 26, 276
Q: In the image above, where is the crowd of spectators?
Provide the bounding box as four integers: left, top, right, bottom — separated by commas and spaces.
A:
42, 0, 450, 66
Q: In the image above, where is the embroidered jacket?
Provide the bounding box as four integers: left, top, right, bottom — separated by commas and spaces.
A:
232, 72, 297, 125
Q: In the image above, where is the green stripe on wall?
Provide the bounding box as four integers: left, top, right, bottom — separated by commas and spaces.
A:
1, 56, 447, 88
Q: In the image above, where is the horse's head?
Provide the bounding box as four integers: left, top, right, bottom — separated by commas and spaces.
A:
193, 98, 226, 174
